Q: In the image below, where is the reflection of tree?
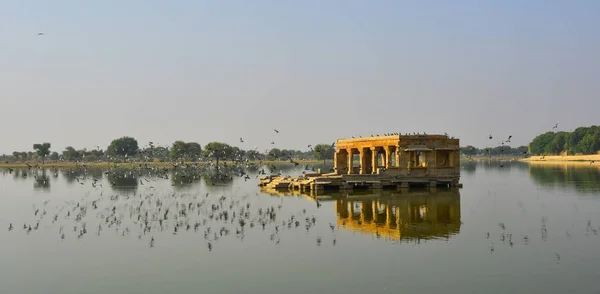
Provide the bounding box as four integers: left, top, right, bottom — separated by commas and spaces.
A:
170, 171, 202, 189
107, 172, 138, 193
12, 169, 24, 181
529, 164, 600, 194
59, 168, 104, 185
477, 160, 528, 172
33, 171, 50, 191
202, 173, 234, 187
461, 161, 477, 174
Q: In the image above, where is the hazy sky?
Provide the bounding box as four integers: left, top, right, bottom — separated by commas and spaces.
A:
1, 1, 599, 154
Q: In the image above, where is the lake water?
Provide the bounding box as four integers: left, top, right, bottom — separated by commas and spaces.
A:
1, 161, 600, 294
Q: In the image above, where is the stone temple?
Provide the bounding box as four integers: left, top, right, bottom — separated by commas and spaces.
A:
259, 134, 462, 193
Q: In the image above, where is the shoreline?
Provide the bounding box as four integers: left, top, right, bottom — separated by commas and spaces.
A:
520, 154, 600, 163
0, 159, 323, 169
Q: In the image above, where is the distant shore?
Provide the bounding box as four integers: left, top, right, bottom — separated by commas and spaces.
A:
460, 156, 525, 162
520, 154, 600, 162
0, 159, 323, 169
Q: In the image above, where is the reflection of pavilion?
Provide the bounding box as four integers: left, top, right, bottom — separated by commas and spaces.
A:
261, 187, 461, 242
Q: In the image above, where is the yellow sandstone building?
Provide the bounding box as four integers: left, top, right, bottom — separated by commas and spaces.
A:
260, 134, 461, 192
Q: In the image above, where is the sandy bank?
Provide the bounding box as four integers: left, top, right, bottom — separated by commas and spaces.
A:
521, 155, 600, 162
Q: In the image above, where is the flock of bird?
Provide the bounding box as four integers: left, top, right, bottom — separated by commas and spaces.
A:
2, 129, 348, 250
4, 166, 346, 250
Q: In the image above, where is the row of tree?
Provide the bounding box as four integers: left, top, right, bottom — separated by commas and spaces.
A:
4, 137, 337, 163
460, 145, 529, 157
528, 126, 600, 156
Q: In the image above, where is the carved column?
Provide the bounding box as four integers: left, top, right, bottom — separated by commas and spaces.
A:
395, 147, 401, 168
333, 151, 338, 172
347, 149, 353, 175
384, 146, 391, 168
359, 148, 365, 174
370, 147, 378, 174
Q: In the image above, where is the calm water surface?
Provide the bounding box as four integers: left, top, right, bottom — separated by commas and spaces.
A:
1, 162, 600, 294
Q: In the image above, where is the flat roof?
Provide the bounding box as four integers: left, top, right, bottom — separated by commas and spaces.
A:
337, 134, 454, 143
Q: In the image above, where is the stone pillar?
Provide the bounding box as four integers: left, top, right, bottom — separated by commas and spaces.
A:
333, 152, 338, 172
433, 150, 437, 176
358, 148, 367, 175
395, 147, 401, 167
347, 149, 353, 175
336, 151, 347, 175
384, 146, 391, 168
370, 147, 378, 174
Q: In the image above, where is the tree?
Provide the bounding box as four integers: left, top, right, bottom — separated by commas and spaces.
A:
529, 132, 557, 155
107, 137, 139, 159
186, 142, 202, 161
150, 146, 170, 162
577, 134, 598, 154
313, 144, 335, 166
460, 145, 478, 157
33, 143, 51, 164
202, 142, 232, 167
229, 146, 244, 161
170, 141, 202, 161
62, 146, 81, 161
544, 132, 567, 155
268, 148, 282, 160
12, 151, 20, 161
528, 126, 600, 155
49, 152, 59, 161
245, 150, 262, 161
516, 146, 528, 155
170, 141, 188, 160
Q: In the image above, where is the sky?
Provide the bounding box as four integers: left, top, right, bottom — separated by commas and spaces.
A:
1, 0, 599, 154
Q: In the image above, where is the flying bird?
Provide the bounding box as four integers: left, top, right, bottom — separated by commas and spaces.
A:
37, 32, 45, 36
489, 134, 493, 140
274, 129, 279, 133
553, 123, 558, 129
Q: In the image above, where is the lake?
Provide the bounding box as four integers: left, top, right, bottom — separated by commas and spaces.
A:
1, 161, 600, 294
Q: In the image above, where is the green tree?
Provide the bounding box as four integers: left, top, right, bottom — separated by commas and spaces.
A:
170, 141, 188, 160
529, 132, 557, 155
62, 147, 81, 161
12, 151, 20, 161
543, 132, 567, 155
49, 152, 59, 161
150, 146, 170, 161
229, 146, 244, 161
202, 142, 232, 166
313, 144, 335, 166
245, 150, 262, 160
460, 145, 478, 157
170, 141, 202, 161
20, 152, 28, 160
186, 142, 202, 161
268, 148, 282, 160
577, 134, 598, 154
107, 136, 139, 159
33, 143, 51, 164
516, 146, 529, 155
